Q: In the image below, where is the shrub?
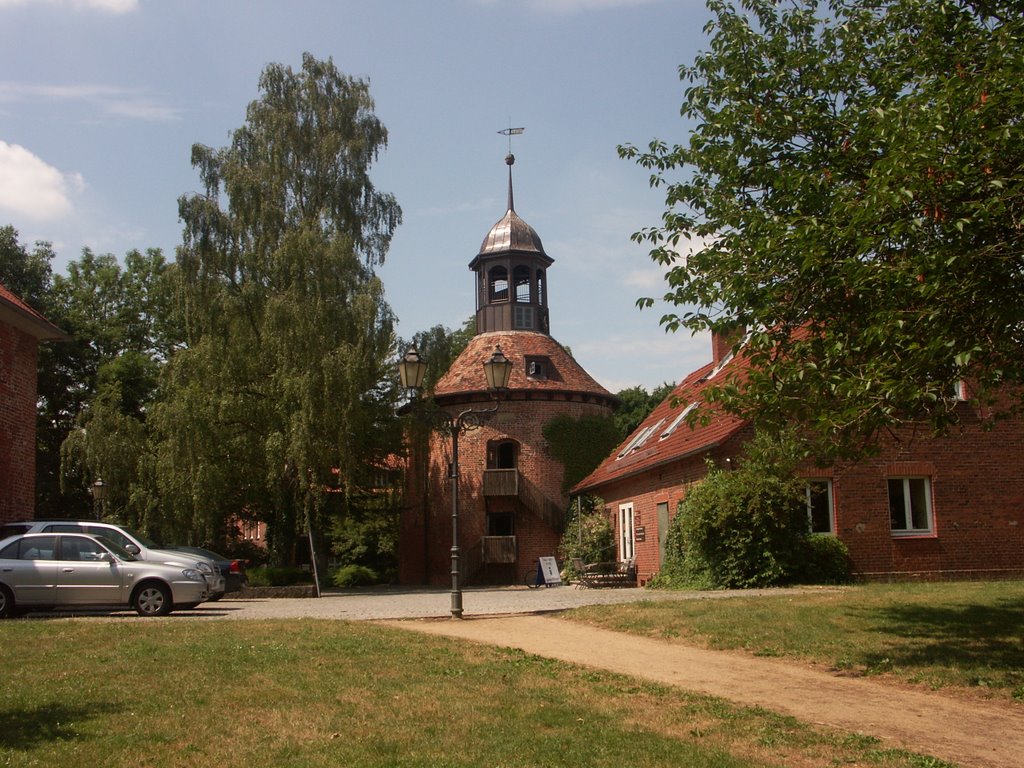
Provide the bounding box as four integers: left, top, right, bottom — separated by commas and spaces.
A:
795, 534, 853, 585
330, 564, 380, 587
247, 565, 313, 587
678, 462, 808, 588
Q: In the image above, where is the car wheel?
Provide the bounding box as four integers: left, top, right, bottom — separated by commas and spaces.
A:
207, 593, 223, 602
133, 582, 172, 617
0, 585, 14, 619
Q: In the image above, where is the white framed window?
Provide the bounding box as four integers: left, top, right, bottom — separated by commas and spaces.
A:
804, 480, 834, 534
616, 419, 665, 459
660, 401, 699, 440
618, 502, 635, 562
888, 477, 934, 535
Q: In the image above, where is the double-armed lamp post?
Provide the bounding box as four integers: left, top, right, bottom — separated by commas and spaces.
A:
398, 344, 513, 618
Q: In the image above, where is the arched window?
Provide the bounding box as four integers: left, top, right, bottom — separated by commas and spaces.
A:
514, 265, 531, 303
487, 439, 519, 469
489, 266, 509, 302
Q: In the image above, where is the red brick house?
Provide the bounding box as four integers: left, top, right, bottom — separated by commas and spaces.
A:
399, 157, 617, 585
0, 281, 66, 524
574, 332, 1024, 584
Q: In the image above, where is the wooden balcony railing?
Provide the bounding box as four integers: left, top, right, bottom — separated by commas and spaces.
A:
483, 468, 518, 496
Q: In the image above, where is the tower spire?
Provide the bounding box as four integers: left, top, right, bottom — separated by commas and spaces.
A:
506, 152, 515, 212
497, 125, 525, 213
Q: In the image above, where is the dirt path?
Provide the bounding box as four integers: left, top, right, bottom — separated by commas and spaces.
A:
384, 614, 1024, 768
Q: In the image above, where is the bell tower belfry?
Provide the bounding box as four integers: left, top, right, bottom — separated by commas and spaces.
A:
468, 154, 554, 335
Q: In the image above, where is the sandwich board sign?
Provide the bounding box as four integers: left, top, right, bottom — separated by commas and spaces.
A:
537, 556, 562, 587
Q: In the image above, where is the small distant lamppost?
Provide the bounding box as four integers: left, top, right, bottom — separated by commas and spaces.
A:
399, 344, 513, 618
91, 477, 108, 520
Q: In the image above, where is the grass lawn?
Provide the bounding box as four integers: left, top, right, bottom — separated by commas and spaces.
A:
565, 581, 1024, 701
0, 617, 955, 768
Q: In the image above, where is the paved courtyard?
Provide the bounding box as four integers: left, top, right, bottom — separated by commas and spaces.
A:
184, 583, 789, 621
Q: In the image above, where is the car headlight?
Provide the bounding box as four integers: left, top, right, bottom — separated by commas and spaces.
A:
195, 561, 213, 574
181, 569, 205, 582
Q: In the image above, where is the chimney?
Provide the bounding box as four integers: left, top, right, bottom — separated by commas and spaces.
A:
711, 324, 745, 365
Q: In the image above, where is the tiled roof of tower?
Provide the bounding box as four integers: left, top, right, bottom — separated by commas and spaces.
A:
434, 330, 617, 405
0, 281, 67, 341
572, 349, 750, 494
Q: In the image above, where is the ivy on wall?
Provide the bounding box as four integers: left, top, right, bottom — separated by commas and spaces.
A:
542, 414, 621, 493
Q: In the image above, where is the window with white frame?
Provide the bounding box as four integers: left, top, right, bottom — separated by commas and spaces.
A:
616, 419, 666, 459
660, 401, 699, 440
888, 477, 933, 535
804, 480, 834, 534
618, 503, 635, 562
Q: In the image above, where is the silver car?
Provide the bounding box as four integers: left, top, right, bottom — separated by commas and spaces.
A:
0, 533, 209, 617
1, 520, 226, 600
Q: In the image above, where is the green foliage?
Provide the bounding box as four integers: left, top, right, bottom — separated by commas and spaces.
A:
660, 432, 813, 589
246, 565, 313, 587
613, 383, 675, 439
794, 534, 852, 585
558, 496, 616, 580
621, 0, 1024, 457
0, 228, 178, 520
330, 563, 380, 587
543, 414, 622, 492
329, 491, 400, 581
150, 54, 404, 560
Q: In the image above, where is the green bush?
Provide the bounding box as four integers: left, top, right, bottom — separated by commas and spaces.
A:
246, 565, 314, 587
677, 461, 808, 588
795, 534, 853, 584
330, 564, 380, 587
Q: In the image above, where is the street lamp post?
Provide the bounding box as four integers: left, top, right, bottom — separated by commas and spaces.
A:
90, 477, 108, 520
399, 345, 513, 618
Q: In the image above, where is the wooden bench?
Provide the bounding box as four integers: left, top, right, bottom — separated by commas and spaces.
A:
574, 559, 636, 588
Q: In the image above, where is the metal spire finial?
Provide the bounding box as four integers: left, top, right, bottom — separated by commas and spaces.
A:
497, 125, 524, 212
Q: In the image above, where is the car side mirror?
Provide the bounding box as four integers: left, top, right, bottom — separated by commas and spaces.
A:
124, 544, 140, 555
98, 552, 115, 564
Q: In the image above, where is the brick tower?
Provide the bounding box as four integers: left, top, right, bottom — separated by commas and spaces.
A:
398, 154, 618, 585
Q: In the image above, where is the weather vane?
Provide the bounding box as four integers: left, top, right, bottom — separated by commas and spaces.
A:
498, 124, 525, 155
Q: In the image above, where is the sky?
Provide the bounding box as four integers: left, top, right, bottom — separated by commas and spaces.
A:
0, 0, 716, 393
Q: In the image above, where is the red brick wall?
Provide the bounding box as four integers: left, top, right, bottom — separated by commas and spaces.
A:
399, 396, 614, 585
587, 411, 1024, 583
586, 430, 752, 585
831, 407, 1024, 580
0, 321, 39, 523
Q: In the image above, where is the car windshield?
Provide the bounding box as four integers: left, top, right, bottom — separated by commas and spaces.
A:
94, 536, 137, 562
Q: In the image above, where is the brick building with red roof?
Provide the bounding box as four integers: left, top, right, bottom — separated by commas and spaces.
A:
0, 281, 66, 523
574, 331, 1024, 584
398, 156, 618, 585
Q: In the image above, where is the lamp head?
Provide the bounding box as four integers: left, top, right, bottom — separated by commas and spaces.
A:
398, 346, 428, 394
483, 345, 513, 392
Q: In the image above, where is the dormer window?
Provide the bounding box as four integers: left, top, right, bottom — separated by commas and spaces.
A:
489, 266, 509, 302
525, 356, 549, 380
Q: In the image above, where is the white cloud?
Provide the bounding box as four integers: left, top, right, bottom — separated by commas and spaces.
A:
0, 141, 80, 221
0, 0, 137, 12
0, 82, 180, 122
